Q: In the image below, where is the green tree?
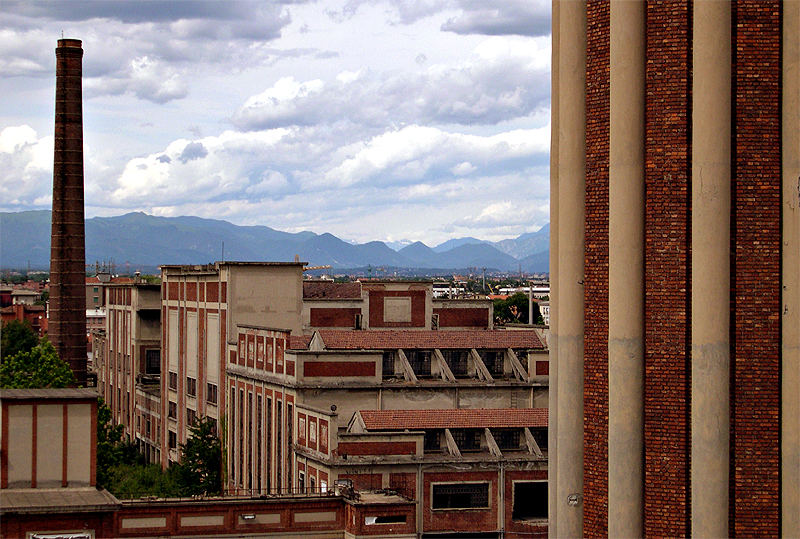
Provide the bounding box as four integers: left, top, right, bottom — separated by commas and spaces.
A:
0, 340, 76, 388
96, 399, 125, 488
1, 319, 39, 360
107, 463, 182, 499
493, 292, 543, 325
175, 416, 221, 496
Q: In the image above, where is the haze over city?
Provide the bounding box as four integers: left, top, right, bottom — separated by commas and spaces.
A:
0, 0, 551, 247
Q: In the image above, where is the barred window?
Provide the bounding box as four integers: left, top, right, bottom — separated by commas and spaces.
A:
145, 349, 160, 374
424, 430, 441, 452
480, 350, 504, 377
492, 429, 521, 450
432, 483, 489, 509
406, 350, 432, 377
382, 351, 394, 378
442, 349, 469, 377
450, 429, 481, 451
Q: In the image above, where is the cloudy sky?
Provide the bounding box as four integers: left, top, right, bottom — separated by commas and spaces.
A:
0, 0, 551, 247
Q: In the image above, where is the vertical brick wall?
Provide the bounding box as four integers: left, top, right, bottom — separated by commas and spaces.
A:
731, 1, 781, 534
643, 1, 692, 535
582, 1, 610, 536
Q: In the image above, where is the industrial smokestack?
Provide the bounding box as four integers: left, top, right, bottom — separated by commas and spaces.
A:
49, 38, 87, 385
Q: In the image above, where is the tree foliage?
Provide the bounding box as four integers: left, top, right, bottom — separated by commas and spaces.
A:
175, 416, 221, 496
0, 340, 76, 388
493, 292, 543, 325
1, 319, 39, 360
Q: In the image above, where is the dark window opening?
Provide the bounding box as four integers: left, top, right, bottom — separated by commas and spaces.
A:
407, 350, 432, 377
248, 392, 253, 490
207, 382, 218, 404
432, 483, 489, 509
257, 394, 262, 493
145, 349, 160, 374
287, 403, 293, 491
530, 427, 548, 451
493, 429, 521, 450
168, 429, 177, 450
266, 397, 272, 493
512, 481, 547, 520
366, 514, 407, 524
168, 371, 178, 390
187, 408, 196, 426
168, 400, 177, 419
450, 429, 481, 452
480, 350, 504, 377
382, 351, 394, 378
424, 430, 441, 452
514, 349, 529, 371
186, 376, 197, 397
276, 401, 282, 492
442, 349, 469, 377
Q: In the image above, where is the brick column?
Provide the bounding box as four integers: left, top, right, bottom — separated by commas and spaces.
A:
49, 39, 87, 385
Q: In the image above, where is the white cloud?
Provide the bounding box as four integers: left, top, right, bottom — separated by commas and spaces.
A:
0, 125, 53, 209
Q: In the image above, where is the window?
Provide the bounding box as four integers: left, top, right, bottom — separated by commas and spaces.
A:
146, 417, 151, 437
299, 471, 305, 492
512, 481, 547, 520
432, 483, 490, 509
168, 430, 177, 450
93, 287, 99, 292
493, 429, 521, 450
442, 349, 469, 377
299, 416, 306, 441
187, 408, 196, 426
287, 403, 293, 491
450, 429, 481, 452
406, 350, 432, 377
168, 371, 178, 390
207, 382, 218, 404
248, 392, 253, 490
266, 397, 272, 493
481, 350, 504, 377
257, 395, 262, 493
276, 401, 282, 492
310, 475, 316, 493
382, 351, 394, 378
186, 376, 197, 397
145, 349, 160, 374
424, 430, 441, 452
239, 389, 244, 487
93, 296, 98, 303
365, 515, 406, 525
230, 387, 236, 483
309, 421, 317, 443
168, 401, 177, 419
530, 427, 548, 451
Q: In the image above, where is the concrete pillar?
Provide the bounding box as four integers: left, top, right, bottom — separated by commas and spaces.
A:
782, 1, 800, 534
691, 2, 731, 536
607, 1, 645, 536
554, 1, 585, 536
547, 0, 560, 535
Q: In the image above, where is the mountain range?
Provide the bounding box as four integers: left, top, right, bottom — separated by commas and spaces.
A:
0, 211, 549, 274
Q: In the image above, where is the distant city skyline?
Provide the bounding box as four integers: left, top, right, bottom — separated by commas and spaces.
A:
0, 1, 551, 246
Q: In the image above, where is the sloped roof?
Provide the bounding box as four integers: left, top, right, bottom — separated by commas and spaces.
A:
358, 408, 548, 430
303, 281, 362, 299
316, 329, 545, 350
289, 334, 312, 350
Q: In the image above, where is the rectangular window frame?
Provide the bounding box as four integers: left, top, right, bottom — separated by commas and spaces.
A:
431, 481, 491, 511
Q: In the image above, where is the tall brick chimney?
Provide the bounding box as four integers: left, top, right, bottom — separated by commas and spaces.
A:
49, 38, 87, 385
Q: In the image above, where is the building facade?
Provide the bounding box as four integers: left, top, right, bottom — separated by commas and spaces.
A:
549, 1, 799, 537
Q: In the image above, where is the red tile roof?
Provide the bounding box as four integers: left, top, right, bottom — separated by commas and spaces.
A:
316, 329, 545, 350
289, 334, 312, 350
358, 408, 548, 430
303, 281, 362, 299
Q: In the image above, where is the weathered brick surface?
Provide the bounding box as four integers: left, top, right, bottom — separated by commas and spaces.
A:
731, 1, 781, 534
644, 1, 692, 535
583, 1, 610, 536
433, 307, 490, 327
310, 307, 362, 327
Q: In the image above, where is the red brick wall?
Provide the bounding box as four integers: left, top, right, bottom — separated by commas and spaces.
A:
336, 441, 416, 456
340, 473, 383, 492
368, 290, 426, 327
433, 307, 489, 328
303, 361, 375, 377
390, 472, 417, 500
423, 471, 497, 533
644, 2, 692, 536
310, 307, 361, 327
731, 1, 781, 534
583, 1, 610, 536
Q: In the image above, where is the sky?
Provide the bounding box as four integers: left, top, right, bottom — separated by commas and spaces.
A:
0, 0, 551, 247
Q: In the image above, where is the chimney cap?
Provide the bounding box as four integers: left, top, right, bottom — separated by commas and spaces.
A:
57, 38, 82, 48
